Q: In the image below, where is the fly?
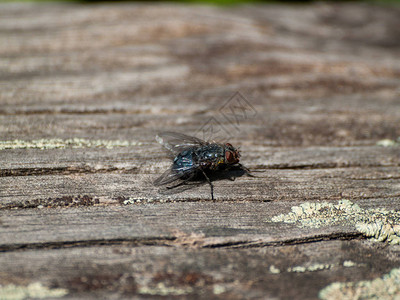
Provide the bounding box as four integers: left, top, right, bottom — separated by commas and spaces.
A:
154, 132, 251, 200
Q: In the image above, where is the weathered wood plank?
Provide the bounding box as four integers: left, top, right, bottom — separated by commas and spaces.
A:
1, 2, 400, 299
0, 202, 354, 247
1, 145, 399, 208
1, 167, 400, 208
1, 199, 399, 298
1, 198, 399, 249
0, 144, 400, 171
1, 105, 400, 146
0, 241, 398, 299
2, 145, 400, 171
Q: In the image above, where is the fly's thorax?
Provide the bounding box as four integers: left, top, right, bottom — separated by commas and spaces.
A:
194, 144, 225, 167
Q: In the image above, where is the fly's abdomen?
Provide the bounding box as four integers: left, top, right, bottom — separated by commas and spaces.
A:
173, 149, 196, 172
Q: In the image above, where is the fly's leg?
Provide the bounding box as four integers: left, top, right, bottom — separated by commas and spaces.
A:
200, 168, 214, 200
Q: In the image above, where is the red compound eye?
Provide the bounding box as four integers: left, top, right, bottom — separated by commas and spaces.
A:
226, 151, 239, 164
225, 151, 233, 162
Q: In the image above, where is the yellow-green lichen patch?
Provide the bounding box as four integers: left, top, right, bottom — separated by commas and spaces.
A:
288, 263, 333, 273
342, 260, 357, 268
319, 268, 400, 300
0, 138, 141, 150
356, 222, 400, 245
270, 261, 359, 275
0, 282, 68, 300
122, 197, 149, 205
269, 265, 281, 274
271, 200, 400, 245
376, 138, 400, 147
138, 283, 192, 296
213, 284, 227, 295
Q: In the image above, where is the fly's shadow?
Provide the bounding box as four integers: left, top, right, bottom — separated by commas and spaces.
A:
157, 165, 251, 196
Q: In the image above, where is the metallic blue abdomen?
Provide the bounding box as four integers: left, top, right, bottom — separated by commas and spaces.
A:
173, 149, 195, 171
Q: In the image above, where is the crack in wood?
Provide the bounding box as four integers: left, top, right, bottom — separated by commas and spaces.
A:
0, 238, 177, 253
0, 198, 275, 210
261, 163, 400, 170
203, 232, 365, 248
0, 166, 139, 177
347, 176, 400, 181
0, 232, 365, 253
0, 195, 101, 210
0, 108, 150, 116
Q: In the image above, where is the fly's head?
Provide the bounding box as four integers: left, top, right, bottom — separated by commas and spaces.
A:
224, 143, 240, 165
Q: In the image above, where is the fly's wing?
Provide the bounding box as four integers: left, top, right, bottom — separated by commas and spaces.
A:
156, 132, 207, 154
153, 168, 183, 186
153, 156, 198, 186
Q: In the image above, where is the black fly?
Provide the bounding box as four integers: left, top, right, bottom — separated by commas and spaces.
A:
154, 132, 251, 200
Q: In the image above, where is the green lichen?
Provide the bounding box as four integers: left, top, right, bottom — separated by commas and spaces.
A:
356, 222, 400, 245
343, 261, 357, 268
213, 284, 227, 295
270, 261, 359, 275
269, 265, 281, 274
319, 268, 400, 300
271, 200, 361, 228
0, 138, 141, 150
122, 198, 148, 205
138, 283, 192, 296
288, 263, 333, 273
271, 200, 400, 245
0, 282, 68, 300
376, 138, 400, 147
288, 266, 307, 273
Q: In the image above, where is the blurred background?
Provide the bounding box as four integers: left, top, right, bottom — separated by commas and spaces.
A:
3, 0, 400, 4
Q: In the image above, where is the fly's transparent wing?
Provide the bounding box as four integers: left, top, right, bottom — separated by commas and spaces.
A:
153, 164, 196, 186
156, 132, 207, 154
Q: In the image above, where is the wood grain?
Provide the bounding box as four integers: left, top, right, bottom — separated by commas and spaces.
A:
1, 2, 400, 299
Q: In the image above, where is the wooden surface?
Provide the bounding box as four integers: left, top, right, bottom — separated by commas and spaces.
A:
1, 2, 400, 299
